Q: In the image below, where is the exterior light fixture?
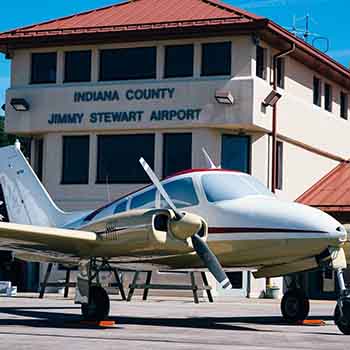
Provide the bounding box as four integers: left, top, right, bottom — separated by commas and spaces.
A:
10, 98, 30, 112
263, 90, 282, 107
215, 90, 235, 105
1, 104, 5, 112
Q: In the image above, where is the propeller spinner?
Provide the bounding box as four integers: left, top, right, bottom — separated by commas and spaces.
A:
139, 157, 232, 290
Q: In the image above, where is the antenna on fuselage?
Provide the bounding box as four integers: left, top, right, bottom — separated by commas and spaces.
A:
202, 148, 219, 169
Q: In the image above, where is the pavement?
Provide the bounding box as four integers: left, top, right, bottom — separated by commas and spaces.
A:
0, 294, 348, 349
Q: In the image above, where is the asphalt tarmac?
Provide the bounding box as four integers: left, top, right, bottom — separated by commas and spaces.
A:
0, 294, 347, 349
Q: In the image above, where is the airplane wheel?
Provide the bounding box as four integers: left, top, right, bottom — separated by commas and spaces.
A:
334, 300, 350, 335
81, 286, 110, 321
281, 289, 310, 323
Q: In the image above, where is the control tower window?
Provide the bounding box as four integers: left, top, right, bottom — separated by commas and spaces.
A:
201, 42, 231, 76
64, 50, 91, 83
62, 136, 90, 184
99, 47, 156, 81
31, 52, 57, 84
164, 45, 194, 78
97, 134, 155, 184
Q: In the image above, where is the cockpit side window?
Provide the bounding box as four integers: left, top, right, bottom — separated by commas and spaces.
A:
130, 188, 156, 209
113, 199, 128, 214
160, 178, 199, 209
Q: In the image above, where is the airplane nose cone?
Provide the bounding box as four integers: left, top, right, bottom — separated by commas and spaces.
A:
217, 197, 347, 242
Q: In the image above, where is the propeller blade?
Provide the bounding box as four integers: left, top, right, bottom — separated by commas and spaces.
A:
191, 234, 232, 289
202, 148, 217, 169
139, 158, 182, 219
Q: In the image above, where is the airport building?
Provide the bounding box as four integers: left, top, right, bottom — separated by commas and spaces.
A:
0, 0, 350, 297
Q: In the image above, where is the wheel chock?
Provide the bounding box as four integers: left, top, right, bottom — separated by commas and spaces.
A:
80, 320, 116, 327
296, 319, 326, 326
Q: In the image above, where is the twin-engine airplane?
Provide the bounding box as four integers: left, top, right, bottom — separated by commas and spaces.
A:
0, 144, 350, 334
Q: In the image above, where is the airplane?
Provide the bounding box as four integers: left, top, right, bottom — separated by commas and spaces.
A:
0, 143, 350, 335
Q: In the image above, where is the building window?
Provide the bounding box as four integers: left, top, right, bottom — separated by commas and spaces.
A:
62, 136, 90, 185
341, 92, 348, 120
99, 47, 156, 81
324, 83, 332, 112
201, 42, 231, 76
164, 45, 194, 78
33, 139, 44, 181
64, 50, 91, 83
97, 134, 155, 184
163, 133, 192, 178
221, 135, 250, 173
276, 141, 283, 190
31, 52, 57, 84
276, 58, 285, 89
313, 77, 322, 106
256, 45, 266, 79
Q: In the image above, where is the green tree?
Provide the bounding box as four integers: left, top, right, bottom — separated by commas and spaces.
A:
0, 117, 16, 147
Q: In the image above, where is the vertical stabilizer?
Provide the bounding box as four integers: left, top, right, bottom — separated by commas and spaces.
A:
0, 145, 82, 227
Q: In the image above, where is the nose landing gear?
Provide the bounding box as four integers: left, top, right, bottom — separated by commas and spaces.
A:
334, 268, 350, 335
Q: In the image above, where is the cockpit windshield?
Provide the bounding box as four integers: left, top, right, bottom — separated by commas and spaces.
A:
202, 173, 273, 203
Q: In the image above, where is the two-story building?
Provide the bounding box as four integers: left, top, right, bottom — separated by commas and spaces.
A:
0, 0, 349, 296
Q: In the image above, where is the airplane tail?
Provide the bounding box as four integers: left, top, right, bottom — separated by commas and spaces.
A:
0, 144, 82, 227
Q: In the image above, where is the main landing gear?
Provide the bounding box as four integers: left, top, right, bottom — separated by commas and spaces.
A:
77, 258, 120, 321
334, 268, 350, 335
281, 275, 310, 323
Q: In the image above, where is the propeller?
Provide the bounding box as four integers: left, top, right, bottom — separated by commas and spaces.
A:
139, 157, 232, 290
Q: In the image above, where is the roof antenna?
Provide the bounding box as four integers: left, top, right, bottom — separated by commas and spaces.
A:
202, 148, 218, 169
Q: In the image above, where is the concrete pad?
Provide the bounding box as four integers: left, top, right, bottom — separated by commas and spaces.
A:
0, 295, 346, 350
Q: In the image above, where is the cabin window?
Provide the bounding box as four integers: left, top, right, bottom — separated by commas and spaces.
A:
256, 45, 266, 80
62, 136, 89, 185
313, 77, 322, 106
99, 47, 157, 81
276, 141, 283, 190
130, 188, 156, 209
201, 42, 231, 76
160, 178, 199, 209
96, 134, 155, 184
164, 45, 194, 78
64, 50, 91, 83
276, 57, 285, 89
31, 52, 57, 84
341, 92, 348, 120
163, 133, 192, 178
324, 83, 332, 112
221, 135, 250, 173
114, 199, 128, 214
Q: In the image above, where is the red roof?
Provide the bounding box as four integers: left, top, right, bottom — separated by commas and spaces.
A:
297, 162, 350, 212
0, 0, 261, 39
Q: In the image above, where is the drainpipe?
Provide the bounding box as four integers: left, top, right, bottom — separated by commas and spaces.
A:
266, 43, 296, 293
271, 43, 296, 194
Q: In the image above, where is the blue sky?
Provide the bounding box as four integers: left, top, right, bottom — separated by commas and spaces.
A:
0, 0, 349, 107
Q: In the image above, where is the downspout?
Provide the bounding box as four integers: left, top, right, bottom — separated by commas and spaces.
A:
271, 43, 296, 193
266, 43, 296, 294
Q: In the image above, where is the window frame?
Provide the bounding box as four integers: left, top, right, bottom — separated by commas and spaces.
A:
61, 135, 90, 185
164, 44, 194, 79
201, 41, 232, 77
64, 50, 92, 83
96, 134, 155, 184
30, 52, 57, 84
340, 92, 348, 120
256, 45, 267, 80
99, 47, 157, 82
276, 141, 283, 191
162, 133, 192, 178
324, 83, 333, 112
313, 76, 322, 107
276, 57, 285, 89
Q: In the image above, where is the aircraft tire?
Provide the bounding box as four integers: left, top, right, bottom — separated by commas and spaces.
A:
281, 289, 310, 323
334, 300, 350, 335
81, 286, 110, 321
